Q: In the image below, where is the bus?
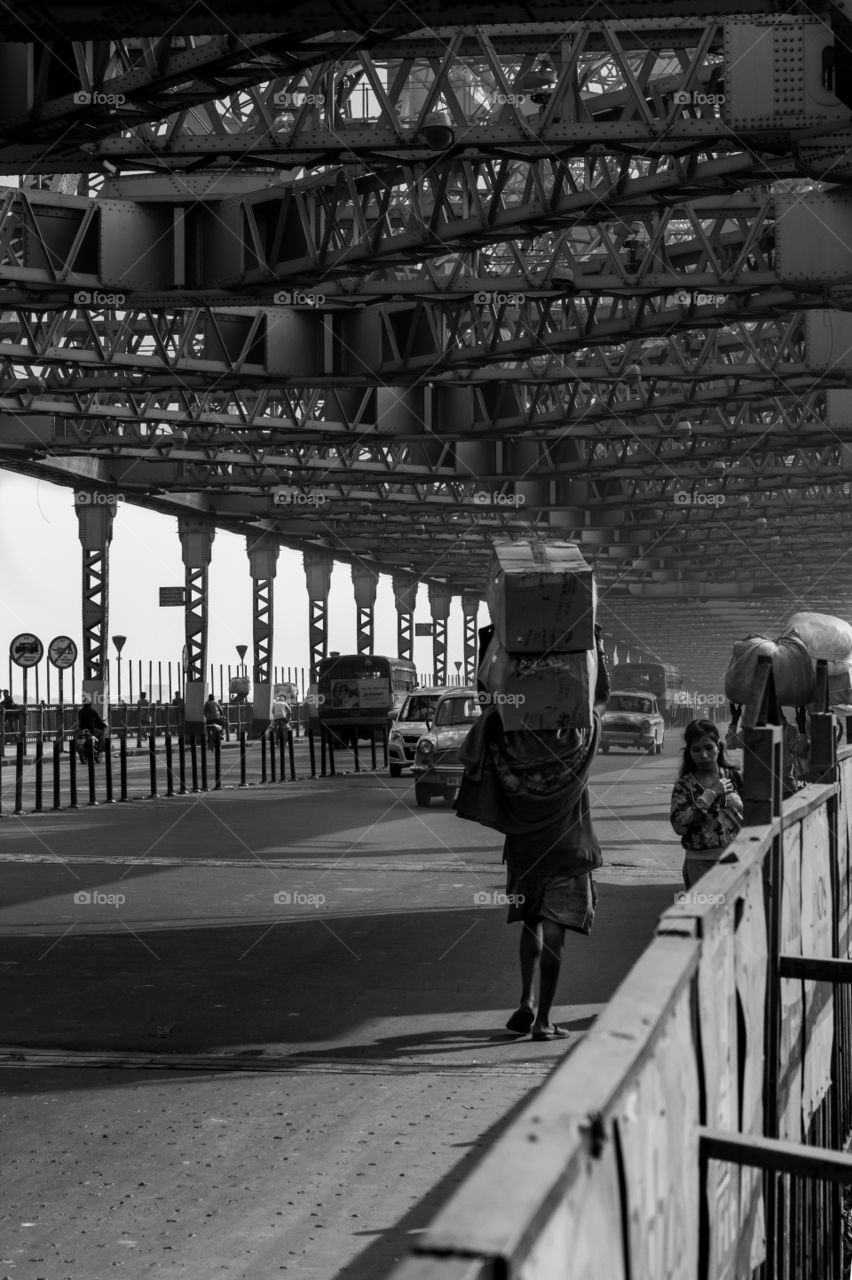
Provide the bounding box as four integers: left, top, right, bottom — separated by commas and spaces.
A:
611, 662, 684, 724
316, 654, 418, 733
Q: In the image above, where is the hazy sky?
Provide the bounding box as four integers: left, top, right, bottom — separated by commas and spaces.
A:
0, 471, 483, 700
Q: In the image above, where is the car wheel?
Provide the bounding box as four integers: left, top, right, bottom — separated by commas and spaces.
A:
655, 738, 664, 755
389, 764, 402, 778
414, 783, 432, 807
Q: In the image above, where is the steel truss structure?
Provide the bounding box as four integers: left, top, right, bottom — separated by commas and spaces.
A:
3, 3, 852, 686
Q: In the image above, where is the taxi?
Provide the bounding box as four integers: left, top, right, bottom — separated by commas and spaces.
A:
600, 691, 665, 755
411, 688, 481, 805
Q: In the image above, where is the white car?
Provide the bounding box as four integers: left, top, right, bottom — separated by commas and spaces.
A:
600, 691, 665, 755
388, 686, 451, 777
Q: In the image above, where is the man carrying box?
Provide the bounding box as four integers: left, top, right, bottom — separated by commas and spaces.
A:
456, 618, 610, 1041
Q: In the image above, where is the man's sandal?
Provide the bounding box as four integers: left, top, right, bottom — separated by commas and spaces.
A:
531, 1024, 570, 1041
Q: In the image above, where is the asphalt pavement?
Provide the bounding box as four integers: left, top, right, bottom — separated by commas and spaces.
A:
0, 734, 688, 1280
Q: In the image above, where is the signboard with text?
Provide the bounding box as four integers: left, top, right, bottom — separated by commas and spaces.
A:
159, 587, 185, 607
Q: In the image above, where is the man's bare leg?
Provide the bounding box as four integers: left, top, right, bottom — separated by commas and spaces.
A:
518, 921, 542, 1011
533, 919, 567, 1033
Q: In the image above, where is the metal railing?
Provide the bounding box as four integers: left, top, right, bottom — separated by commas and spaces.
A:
387, 658, 852, 1280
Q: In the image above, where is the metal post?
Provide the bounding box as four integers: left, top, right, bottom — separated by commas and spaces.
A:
68, 738, 78, 809
288, 728, 296, 781
214, 735, 221, 790
148, 731, 158, 798
119, 732, 128, 802
34, 735, 43, 813
261, 732, 267, 783
86, 736, 97, 805
269, 731, 277, 783
190, 736, 198, 792
200, 736, 208, 791
165, 732, 174, 797
308, 725, 316, 778
104, 735, 113, 803
14, 738, 24, 813
52, 737, 61, 810
178, 734, 187, 795
239, 731, 247, 787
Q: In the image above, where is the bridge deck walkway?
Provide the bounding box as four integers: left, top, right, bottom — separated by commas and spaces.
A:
0, 741, 686, 1280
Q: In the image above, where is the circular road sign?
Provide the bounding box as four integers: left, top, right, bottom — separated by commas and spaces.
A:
48, 636, 78, 669
10, 632, 44, 668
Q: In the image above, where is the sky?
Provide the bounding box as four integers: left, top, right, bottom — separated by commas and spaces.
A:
0, 471, 485, 701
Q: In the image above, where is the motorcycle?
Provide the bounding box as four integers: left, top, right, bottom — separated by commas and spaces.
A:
75, 728, 104, 765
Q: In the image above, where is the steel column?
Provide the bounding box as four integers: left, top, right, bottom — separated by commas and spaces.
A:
75, 493, 115, 712
393, 574, 419, 662
247, 534, 279, 738
351, 564, 378, 655
304, 551, 332, 680
178, 516, 215, 736
428, 584, 452, 687
461, 592, 480, 686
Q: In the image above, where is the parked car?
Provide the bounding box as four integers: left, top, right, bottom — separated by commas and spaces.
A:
600, 691, 665, 754
388, 686, 451, 777
411, 688, 481, 805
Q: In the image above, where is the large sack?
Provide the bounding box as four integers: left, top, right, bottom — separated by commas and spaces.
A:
724, 634, 814, 707
786, 611, 852, 662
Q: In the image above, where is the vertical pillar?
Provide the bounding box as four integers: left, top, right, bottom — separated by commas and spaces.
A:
351, 564, 378, 655
461, 592, 480, 686
247, 535, 279, 737
304, 550, 332, 680
178, 516, 215, 735
393, 574, 419, 661
428, 583, 452, 686
75, 494, 115, 715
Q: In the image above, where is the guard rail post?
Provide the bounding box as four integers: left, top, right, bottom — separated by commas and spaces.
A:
269, 731, 277, 782
352, 730, 360, 773
178, 734, 186, 795
34, 734, 43, 813
382, 723, 389, 768
148, 730, 158, 798
320, 726, 327, 777
213, 734, 221, 790
308, 726, 316, 778
239, 731, 247, 787
0, 707, 4, 759
260, 733, 267, 783
165, 732, 174, 797
200, 735, 208, 792
288, 728, 296, 781
119, 732, 128, 801
14, 738, 24, 814
190, 736, 199, 792
86, 736, 97, 805
327, 729, 336, 777
68, 738, 78, 809
369, 726, 377, 771
104, 736, 114, 803
52, 737, 61, 810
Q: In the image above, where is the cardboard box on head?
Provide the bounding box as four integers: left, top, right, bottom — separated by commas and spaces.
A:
479, 633, 596, 731
486, 539, 596, 653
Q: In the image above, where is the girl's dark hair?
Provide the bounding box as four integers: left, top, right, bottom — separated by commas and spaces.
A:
679, 718, 731, 777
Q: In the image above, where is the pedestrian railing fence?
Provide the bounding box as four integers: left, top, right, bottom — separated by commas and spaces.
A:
387, 657, 852, 1280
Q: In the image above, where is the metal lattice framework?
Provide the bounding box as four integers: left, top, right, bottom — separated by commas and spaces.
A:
4, 4, 852, 686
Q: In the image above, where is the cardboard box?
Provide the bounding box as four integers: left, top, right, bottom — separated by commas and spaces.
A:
486, 539, 596, 653
479, 635, 595, 731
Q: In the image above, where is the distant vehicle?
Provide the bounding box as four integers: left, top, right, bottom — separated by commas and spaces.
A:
611, 662, 683, 723
316, 654, 417, 741
387, 686, 452, 778
411, 688, 481, 806
600, 691, 665, 755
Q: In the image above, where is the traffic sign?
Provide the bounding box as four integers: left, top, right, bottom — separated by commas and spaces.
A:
159, 587, 185, 606
47, 635, 77, 669
10, 632, 44, 668
414, 623, 434, 636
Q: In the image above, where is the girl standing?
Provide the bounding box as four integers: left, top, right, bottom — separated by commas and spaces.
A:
670, 719, 744, 889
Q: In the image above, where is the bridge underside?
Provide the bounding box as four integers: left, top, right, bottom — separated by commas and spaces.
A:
3, 2, 852, 687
